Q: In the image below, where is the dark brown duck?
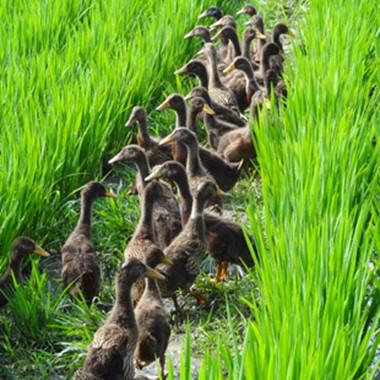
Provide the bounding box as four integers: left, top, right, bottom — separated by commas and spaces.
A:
61, 181, 115, 304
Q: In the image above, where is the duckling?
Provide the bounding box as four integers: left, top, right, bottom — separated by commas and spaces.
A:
203, 43, 239, 111
73, 258, 164, 380
146, 162, 256, 283
61, 181, 115, 304
134, 251, 171, 378
156, 181, 218, 306
185, 86, 246, 127
124, 106, 172, 166
0, 237, 49, 307
108, 146, 181, 250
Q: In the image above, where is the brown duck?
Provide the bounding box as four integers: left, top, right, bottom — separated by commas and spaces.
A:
157, 96, 244, 191
125, 106, 172, 166
61, 181, 115, 303
153, 180, 217, 308
146, 162, 256, 282
108, 145, 181, 249
73, 258, 164, 380
134, 251, 171, 378
0, 237, 48, 307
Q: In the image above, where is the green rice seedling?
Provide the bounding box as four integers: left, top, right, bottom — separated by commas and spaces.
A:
5, 261, 65, 344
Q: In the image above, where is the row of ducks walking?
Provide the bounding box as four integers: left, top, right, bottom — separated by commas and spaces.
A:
0, 4, 295, 379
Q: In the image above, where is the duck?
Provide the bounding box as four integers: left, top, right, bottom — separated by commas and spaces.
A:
156, 95, 244, 192
146, 162, 257, 282
124, 106, 172, 166
160, 126, 242, 193
175, 59, 209, 89
108, 145, 181, 250
197, 6, 230, 61
236, 4, 257, 17
255, 42, 282, 86
159, 128, 224, 213
186, 95, 238, 151
246, 15, 269, 62
61, 181, 115, 304
155, 181, 217, 308
73, 258, 164, 380
203, 43, 239, 112
134, 251, 171, 378
223, 56, 261, 111
198, 6, 224, 21
185, 86, 246, 127
156, 93, 188, 166
212, 26, 241, 65
241, 27, 265, 68
0, 237, 49, 307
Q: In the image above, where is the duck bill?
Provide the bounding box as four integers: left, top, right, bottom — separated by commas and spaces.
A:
223, 63, 236, 74
145, 267, 166, 281
108, 151, 124, 164
144, 165, 162, 182
159, 133, 176, 146
156, 99, 170, 111
211, 30, 222, 41
124, 115, 136, 128
264, 98, 271, 109
288, 28, 296, 37
203, 103, 215, 115
216, 186, 225, 196
198, 10, 209, 19
256, 31, 266, 40
162, 256, 174, 265
184, 92, 193, 101
34, 245, 49, 257
174, 65, 187, 75
245, 20, 252, 26
105, 191, 117, 199
184, 30, 194, 39
209, 21, 221, 31
236, 9, 246, 16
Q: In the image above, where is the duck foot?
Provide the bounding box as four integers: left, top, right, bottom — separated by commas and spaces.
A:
212, 261, 229, 283
188, 288, 207, 306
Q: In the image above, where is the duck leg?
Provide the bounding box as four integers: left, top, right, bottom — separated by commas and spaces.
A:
160, 354, 166, 380
219, 261, 229, 282
172, 294, 182, 313
188, 289, 207, 305
212, 262, 223, 283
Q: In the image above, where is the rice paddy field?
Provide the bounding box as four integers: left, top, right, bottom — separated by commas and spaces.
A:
0, 0, 379, 379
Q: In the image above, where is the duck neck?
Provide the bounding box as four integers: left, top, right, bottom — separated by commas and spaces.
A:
134, 154, 151, 190
242, 37, 253, 61
77, 195, 94, 235
207, 49, 223, 88
185, 142, 202, 176
173, 172, 193, 226
137, 189, 155, 238
8, 255, 23, 281
190, 193, 206, 221
137, 116, 152, 145
227, 30, 241, 57
174, 101, 187, 128
144, 278, 161, 297
114, 281, 136, 328
195, 65, 209, 88
242, 64, 259, 94
261, 52, 271, 78
272, 31, 283, 52
186, 106, 200, 133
